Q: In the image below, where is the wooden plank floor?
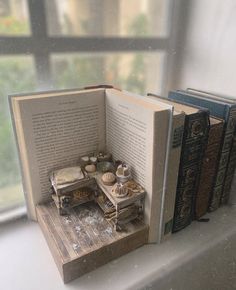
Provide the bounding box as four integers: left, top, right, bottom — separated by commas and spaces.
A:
36, 201, 148, 283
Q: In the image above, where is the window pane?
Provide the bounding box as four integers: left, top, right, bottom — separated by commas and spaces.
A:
51, 52, 164, 94
46, 0, 169, 37
0, 0, 30, 35
0, 56, 36, 212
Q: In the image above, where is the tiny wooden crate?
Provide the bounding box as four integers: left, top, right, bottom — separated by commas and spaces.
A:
36, 201, 148, 283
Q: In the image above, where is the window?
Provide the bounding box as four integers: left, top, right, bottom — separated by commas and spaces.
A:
0, 0, 173, 214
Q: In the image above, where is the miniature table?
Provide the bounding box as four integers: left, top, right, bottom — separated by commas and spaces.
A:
95, 173, 145, 229
50, 170, 98, 215
95, 173, 145, 210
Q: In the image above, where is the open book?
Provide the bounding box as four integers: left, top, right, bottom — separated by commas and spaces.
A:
9, 87, 170, 243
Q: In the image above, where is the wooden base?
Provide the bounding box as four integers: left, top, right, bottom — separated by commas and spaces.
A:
36, 201, 148, 283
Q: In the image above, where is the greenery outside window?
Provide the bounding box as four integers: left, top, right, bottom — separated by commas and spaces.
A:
0, 0, 173, 216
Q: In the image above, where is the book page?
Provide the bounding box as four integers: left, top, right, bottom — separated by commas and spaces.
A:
105, 90, 154, 231
105, 89, 170, 243
105, 90, 154, 189
14, 90, 106, 219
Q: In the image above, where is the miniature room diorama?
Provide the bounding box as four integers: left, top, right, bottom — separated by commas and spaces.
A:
49, 152, 145, 230
36, 151, 148, 283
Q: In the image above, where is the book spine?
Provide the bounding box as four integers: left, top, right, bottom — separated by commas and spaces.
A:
220, 109, 236, 204
172, 112, 209, 232
195, 121, 224, 219
228, 146, 236, 205
161, 113, 184, 241
221, 136, 236, 204
209, 108, 236, 210
149, 110, 170, 243
168, 91, 236, 210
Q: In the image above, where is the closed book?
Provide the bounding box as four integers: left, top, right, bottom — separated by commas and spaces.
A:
195, 117, 224, 218
123, 91, 183, 243
161, 110, 185, 239
169, 90, 236, 209
187, 89, 236, 206
147, 94, 185, 241
228, 138, 236, 205
148, 95, 209, 232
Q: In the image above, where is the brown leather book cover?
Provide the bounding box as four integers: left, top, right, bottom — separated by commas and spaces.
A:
169, 89, 236, 211
195, 117, 224, 218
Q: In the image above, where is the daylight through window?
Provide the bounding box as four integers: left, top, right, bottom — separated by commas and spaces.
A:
0, 0, 172, 213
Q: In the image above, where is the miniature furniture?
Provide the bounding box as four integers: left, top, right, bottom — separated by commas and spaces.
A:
49, 157, 146, 231
50, 167, 98, 215
95, 173, 145, 230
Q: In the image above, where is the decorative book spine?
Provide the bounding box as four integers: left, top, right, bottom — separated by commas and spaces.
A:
221, 135, 236, 204
161, 113, 184, 240
168, 91, 236, 211
172, 112, 209, 232
210, 108, 236, 209
195, 119, 224, 218
228, 144, 236, 205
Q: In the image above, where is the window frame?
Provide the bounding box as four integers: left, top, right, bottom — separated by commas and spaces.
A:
0, 0, 176, 92
0, 0, 179, 218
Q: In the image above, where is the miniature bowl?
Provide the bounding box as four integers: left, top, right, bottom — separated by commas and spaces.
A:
97, 161, 115, 173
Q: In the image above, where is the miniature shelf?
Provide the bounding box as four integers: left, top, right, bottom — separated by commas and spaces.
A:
95, 173, 145, 211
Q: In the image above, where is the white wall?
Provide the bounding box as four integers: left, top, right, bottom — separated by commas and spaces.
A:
170, 0, 236, 97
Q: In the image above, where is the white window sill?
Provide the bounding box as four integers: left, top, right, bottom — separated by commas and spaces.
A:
1, 206, 236, 290
0, 205, 26, 224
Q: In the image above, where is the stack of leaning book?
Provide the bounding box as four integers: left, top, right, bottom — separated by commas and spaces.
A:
148, 88, 236, 242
